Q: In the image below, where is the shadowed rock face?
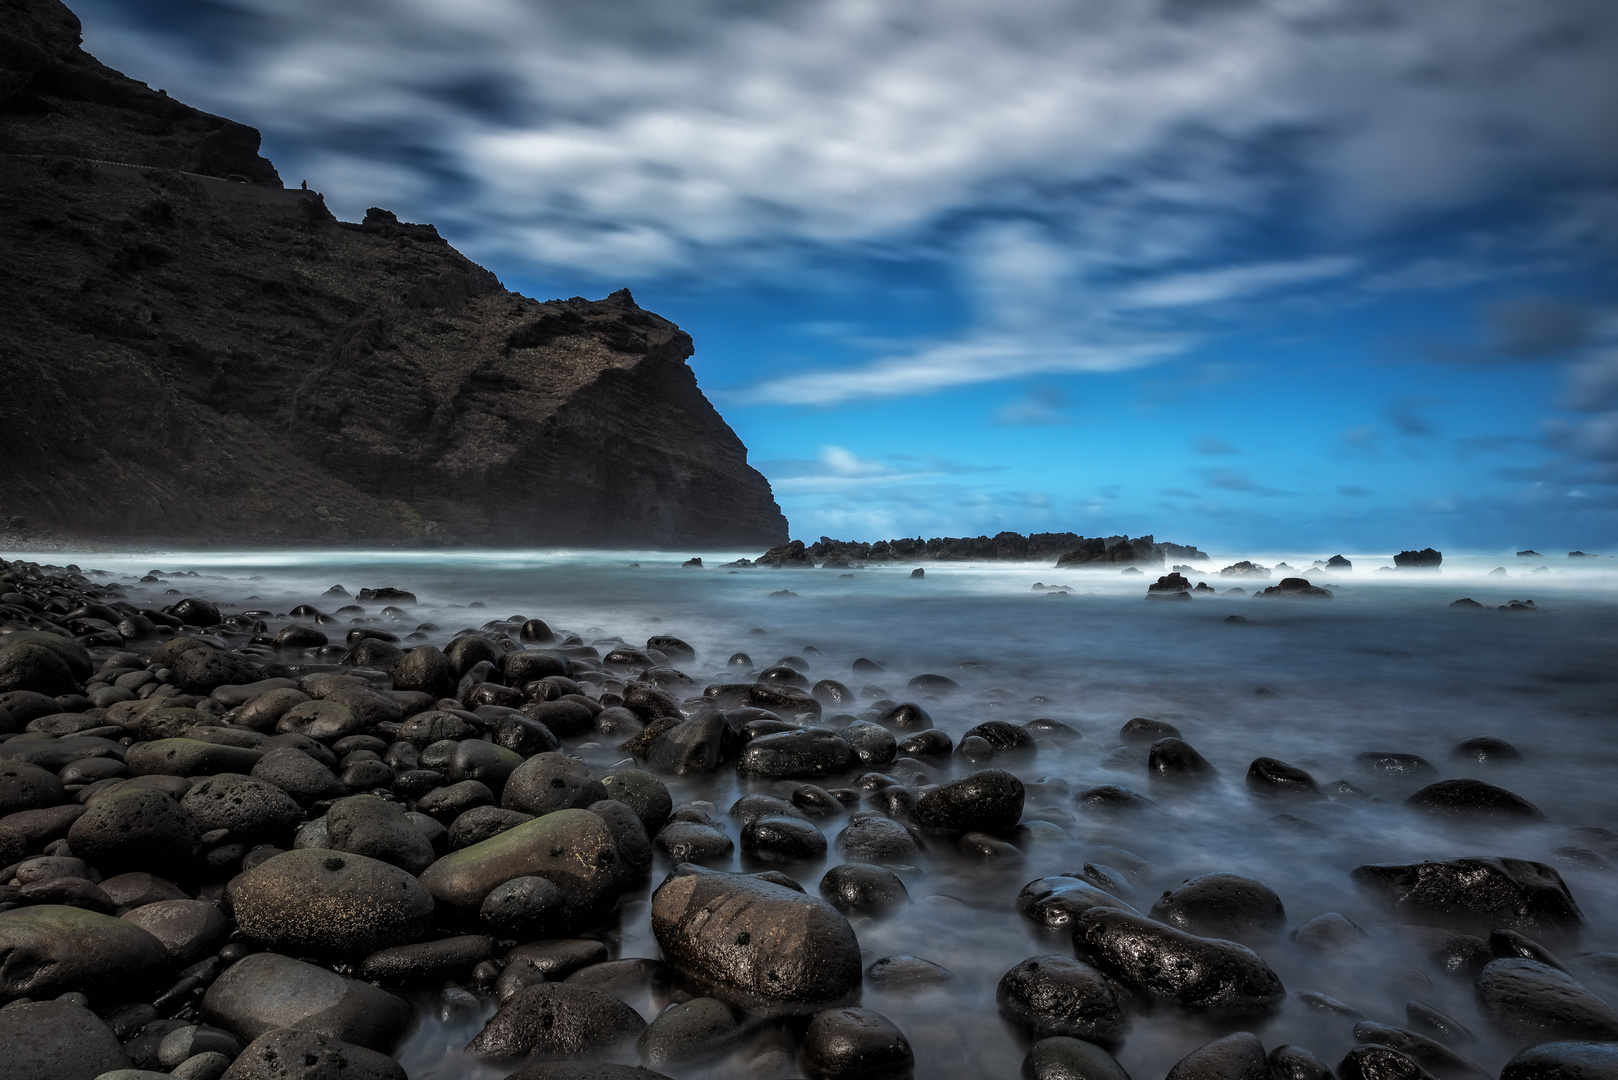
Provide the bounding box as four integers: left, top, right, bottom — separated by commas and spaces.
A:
0, 0, 787, 548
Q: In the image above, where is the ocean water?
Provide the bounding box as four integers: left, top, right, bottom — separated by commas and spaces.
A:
15, 547, 1618, 1079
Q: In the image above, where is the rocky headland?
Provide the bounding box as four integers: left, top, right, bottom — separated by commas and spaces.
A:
0, 0, 787, 548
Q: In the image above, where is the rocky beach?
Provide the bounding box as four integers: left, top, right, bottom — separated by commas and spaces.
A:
0, 548, 1614, 1080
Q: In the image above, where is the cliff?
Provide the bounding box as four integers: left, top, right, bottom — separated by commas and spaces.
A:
0, 0, 788, 547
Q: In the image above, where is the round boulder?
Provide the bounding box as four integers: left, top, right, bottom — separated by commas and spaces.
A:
231, 849, 433, 958
68, 787, 200, 876
997, 955, 1129, 1044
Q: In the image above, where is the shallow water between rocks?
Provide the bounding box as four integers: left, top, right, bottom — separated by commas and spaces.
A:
23, 547, 1618, 1079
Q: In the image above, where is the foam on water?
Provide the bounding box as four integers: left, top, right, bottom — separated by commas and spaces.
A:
16, 547, 1618, 1079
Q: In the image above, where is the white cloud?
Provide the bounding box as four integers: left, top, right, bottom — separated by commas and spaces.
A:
1121, 256, 1360, 308
75, 0, 1618, 276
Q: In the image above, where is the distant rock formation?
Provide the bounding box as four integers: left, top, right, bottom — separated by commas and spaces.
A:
1394, 549, 1443, 568
1257, 578, 1332, 599
758, 533, 1206, 567
0, 0, 787, 547
1146, 572, 1192, 600
1219, 561, 1271, 579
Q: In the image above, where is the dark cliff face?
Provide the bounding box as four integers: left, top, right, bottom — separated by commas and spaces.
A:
0, 0, 788, 548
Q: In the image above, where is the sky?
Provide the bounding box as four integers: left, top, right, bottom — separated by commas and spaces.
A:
74, 0, 1618, 554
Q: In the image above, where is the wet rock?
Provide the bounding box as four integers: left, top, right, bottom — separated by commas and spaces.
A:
1119, 718, 1180, 745
325, 794, 436, 874
464, 983, 647, 1060
201, 951, 411, 1052
358, 935, 493, 985
801, 1006, 913, 1080
1150, 873, 1286, 941
68, 787, 200, 876
1148, 738, 1217, 782
742, 814, 827, 863
501, 1067, 671, 1080
121, 899, 231, 965
0, 642, 78, 696
1355, 753, 1440, 782
840, 720, 898, 769
1352, 858, 1583, 936
1475, 959, 1618, 1044
899, 730, 952, 757
397, 710, 473, 748
1018, 876, 1137, 932
1338, 1045, 1437, 1080
125, 739, 263, 778
180, 774, 302, 847
448, 805, 534, 850
250, 748, 346, 805
1429, 934, 1495, 980
586, 798, 652, 885
1073, 785, 1154, 812
1491, 929, 1566, 970
1406, 779, 1546, 821
636, 997, 743, 1069
651, 869, 862, 1014
231, 849, 432, 958
0, 759, 65, 815
1352, 1023, 1488, 1080
0, 998, 129, 1080
1452, 737, 1523, 764
480, 875, 567, 937
1269, 1045, 1333, 1080
219, 1028, 406, 1080
1023, 1036, 1133, 1080
99, 871, 188, 909
1246, 758, 1325, 801
170, 649, 263, 695
643, 714, 741, 775
998, 955, 1129, 1044
1166, 1033, 1269, 1080
0, 904, 170, 1000
834, 815, 923, 863
1405, 1003, 1475, 1045
493, 714, 561, 758
1071, 906, 1286, 1015
864, 955, 952, 991
738, 729, 856, 779
819, 863, 909, 915
912, 769, 1023, 835
1500, 1041, 1618, 1080
417, 779, 495, 823
1290, 912, 1367, 952
419, 808, 620, 925
654, 821, 734, 864
874, 702, 933, 731
389, 647, 455, 700
963, 721, 1037, 754
502, 752, 609, 815
524, 700, 596, 739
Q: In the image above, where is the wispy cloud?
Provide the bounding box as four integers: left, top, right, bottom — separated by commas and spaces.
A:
1120, 256, 1359, 309
993, 386, 1076, 427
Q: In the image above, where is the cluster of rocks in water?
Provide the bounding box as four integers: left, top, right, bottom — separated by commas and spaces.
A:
753, 534, 1208, 569
0, 555, 1615, 1080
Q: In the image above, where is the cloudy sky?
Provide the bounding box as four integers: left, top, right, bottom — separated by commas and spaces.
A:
79, 0, 1618, 552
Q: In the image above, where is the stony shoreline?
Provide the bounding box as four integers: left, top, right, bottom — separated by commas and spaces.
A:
0, 555, 1615, 1080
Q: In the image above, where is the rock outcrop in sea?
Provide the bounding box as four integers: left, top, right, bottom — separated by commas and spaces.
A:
0, 0, 787, 548
758, 533, 1207, 568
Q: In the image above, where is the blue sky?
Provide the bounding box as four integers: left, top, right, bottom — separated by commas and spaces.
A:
76, 0, 1618, 552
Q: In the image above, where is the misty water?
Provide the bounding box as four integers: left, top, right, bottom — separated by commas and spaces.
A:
23, 546, 1618, 1079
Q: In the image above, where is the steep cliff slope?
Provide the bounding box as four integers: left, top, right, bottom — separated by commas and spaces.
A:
0, 0, 788, 547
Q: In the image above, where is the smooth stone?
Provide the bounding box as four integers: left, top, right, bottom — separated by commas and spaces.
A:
839, 720, 897, 769
653, 821, 733, 864
651, 869, 862, 1015
99, 872, 188, 908
1147, 738, 1217, 782
1475, 959, 1618, 1043
0, 998, 129, 1080
741, 814, 827, 863
1352, 858, 1583, 936
737, 729, 856, 779
324, 794, 435, 874
1269, 1045, 1334, 1080
464, 983, 646, 1060
125, 740, 263, 778
1071, 906, 1286, 1015
636, 997, 743, 1069
217, 1026, 407, 1080
1351, 1022, 1488, 1079
1166, 1033, 1269, 1080
834, 816, 923, 863
201, 951, 411, 1052
1338, 1045, 1437, 1080
120, 900, 230, 965
1406, 779, 1546, 821
447, 805, 534, 850
0, 905, 169, 1001
1149, 873, 1287, 941
1017, 877, 1137, 933
602, 769, 673, 836
864, 955, 952, 991
168, 650, 263, 695
1246, 758, 1325, 801
1119, 717, 1180, 745
1500, 1041, 1618, 1080
231, 849, 433, 958
997, 954, 1129, 1044
420, 807, 621, 926
1290, 912, 1368, 952
587, 799, 653, 885
249, 748, 345, 805
68, 788, 200, 876
642, 714, 741, 775
819, 863, 909, 915
800, 1006, 913, 1080
0, 759, 66, 815
501, 1064, 671, 1080
1024, 1036, 1133, 1080
358, 935, 494, 985
502, 753, 609, 816
912, 769, 1023, 835
171, 1052, 232, 1080
480, 875, 568, 937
